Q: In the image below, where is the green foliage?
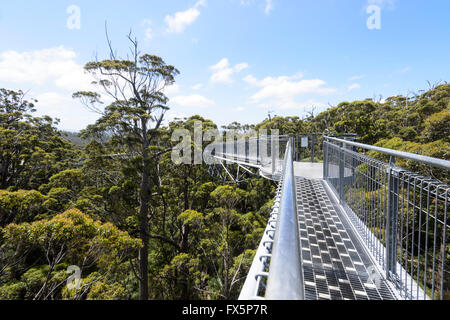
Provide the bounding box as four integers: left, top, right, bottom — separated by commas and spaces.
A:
0, 209, 141, 299
255, 116, 306, 134
1, 81, 449, 300
0, 89, 79, 190
0, 281, 26, 299
46, 169, 85, 191
3, 209, 141, 261
311, 84, 450, 146
371, 137, 450, 182
177, 210, 203, 227
422, 109, 450, 143
86, 281, 128, 300
210, 185, 247, 209
0, 189, 47, 227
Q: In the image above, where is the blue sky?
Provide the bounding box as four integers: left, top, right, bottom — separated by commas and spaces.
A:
0, 0, 449, 131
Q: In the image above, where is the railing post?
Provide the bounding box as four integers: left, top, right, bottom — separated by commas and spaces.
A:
386, 157, 400, 279
311, 135, 315, 163
245, 137, 249, 163
222, 137, 227, 158
271, 135, 276, 175
352, 144, 357, 178
223, 136, 226, 158
294, 136, 298, 161
234, 137, 238, 162
323, 141, 328, 180
256, 134, 260, 165
339, 146, 345, 202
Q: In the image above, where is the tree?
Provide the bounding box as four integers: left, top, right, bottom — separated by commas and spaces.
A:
73, 32, 179, 300
1, 209, 141, 300
255, 116, 306, 135
0, 89, 77, 190
0, 190, 47, 227
208, 185, 248, 298
422, 109, 450, 143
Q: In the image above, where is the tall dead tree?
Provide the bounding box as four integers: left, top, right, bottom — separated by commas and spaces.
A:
73, 30, 179, 300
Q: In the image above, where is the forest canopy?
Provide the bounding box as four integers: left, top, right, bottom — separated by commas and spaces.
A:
0, 50, 449, 299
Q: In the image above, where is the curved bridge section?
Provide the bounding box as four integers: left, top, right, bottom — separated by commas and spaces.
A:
211, 135, 450, 300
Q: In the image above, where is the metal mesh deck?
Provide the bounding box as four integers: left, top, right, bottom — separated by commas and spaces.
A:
296, 177, 397, 300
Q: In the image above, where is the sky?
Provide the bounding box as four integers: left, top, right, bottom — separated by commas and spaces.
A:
0, 0, 449, 131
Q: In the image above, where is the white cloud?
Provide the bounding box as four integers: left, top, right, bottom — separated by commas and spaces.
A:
348, 83, 361, 91
164, 83, 180, 96
145, 28, 153, 40
191, 83, 203, 90
210, 58, 249, 84
265, 0, 274, 14
141, 19, 153, 40
348, 74, 365, 81
240, 0, 275, 14
245, 73, 335, 102
165, 0, 206, 33
171, 94, 215, 107
0, 46, 116, 130
33, 91, 100, 131
210, 58, 230, 71
259, 99, 326, 110
234, 62, 249, 72
243, 74, 258, 85
244, 73, 335, 110
240, 0, 253, 6
398, 66, 412, 73
0, 46, 93, 91
35, 92, 70, 111
165, 110, 188, 123
367, 0, 396, 9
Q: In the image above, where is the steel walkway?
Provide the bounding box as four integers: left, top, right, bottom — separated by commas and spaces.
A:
296, 177, 396, 300
211, 134, 450, 300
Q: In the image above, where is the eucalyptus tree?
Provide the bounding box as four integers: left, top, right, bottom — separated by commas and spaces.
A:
73, 33, 179, 300
0, 88, 77, 190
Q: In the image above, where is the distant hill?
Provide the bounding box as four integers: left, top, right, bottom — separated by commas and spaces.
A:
61, 131, 89, 147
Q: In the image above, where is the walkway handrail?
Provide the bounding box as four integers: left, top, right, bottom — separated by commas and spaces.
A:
324, 137, 449, 300
325, 136, 450, 170
265, 137, 304, 299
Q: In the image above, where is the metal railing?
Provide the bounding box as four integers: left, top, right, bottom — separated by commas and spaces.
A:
293, 133, 357, 163
212, 134, 290, 180
324, 136, 450, 300
239, 137, 303, 299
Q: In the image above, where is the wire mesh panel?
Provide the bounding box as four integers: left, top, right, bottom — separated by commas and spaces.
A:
211, 134, 290, 180
395, 172, 449, 300
324, 139, 450, 300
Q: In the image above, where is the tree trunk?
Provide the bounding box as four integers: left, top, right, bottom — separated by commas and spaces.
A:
180, 170, 190, 299
138, 122, 150, 300
0, 157, 10, 189
139, 167, 150, 300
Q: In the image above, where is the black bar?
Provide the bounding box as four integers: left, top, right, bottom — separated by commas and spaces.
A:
386, 167, 399, 278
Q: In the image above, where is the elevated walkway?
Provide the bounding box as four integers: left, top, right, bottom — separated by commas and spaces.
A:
211, 134, 450, 300
296, 177, 396, 300
293, 162, 323, 179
